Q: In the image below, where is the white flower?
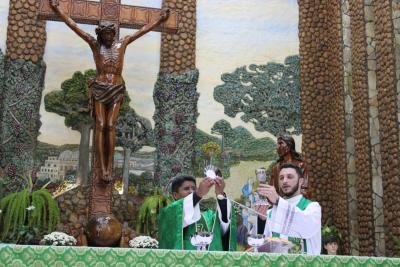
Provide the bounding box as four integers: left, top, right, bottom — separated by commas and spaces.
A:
40, 231, 77, 246
0, 209, 2, 214
26, 205, 35, 211
129, 236, 158, 249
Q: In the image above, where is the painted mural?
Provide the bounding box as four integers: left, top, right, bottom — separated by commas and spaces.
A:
0, 0, 299, 199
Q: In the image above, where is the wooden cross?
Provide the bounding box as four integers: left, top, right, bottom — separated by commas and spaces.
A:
39, 0, 179, 35
37, 0, 180, 247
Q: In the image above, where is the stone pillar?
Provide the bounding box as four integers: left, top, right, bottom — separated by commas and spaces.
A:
0, 0, 47, 192
373, 0, 400, 256
299, 1, 350, 254
326, 1, 350, 255
342, 0, 360, 256
394, 0, 400, 144
153, 0, 199, 185
348, 0, 376, 256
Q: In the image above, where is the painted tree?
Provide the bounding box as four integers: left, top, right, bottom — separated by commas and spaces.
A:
44, 69, 130, 185
214, 55, 301, 136
211, 119, 233, 151
116, 108, 153, 195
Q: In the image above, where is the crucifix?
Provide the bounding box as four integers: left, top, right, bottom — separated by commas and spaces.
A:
39, 0, 179, 246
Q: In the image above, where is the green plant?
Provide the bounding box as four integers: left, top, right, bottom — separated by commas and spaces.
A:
322, 224, 342, 241
0, 175, 60, 241
136, 192, 170, 237
321, 224, 342, 254
6, 225, 45, 245
0, 178, 5, 199
394, 237, 400, 257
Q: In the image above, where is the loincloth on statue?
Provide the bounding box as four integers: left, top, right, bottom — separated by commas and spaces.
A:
88, 80, 125, 117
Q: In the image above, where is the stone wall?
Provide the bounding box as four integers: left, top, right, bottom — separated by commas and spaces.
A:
342, 0, 360, 256
365, 0, 385, 256
326, 1, 350, 255
299, 1, 350, 254
348, 0, 376, 256
301, 0, 400, 256
55, 186, 142, 246
153, 0, 199, 185
6, 0, 46, 63
160, 0, 196, 74
373, 0, 400, 256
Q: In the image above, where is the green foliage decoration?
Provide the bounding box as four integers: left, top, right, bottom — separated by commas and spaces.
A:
214, 55, 301, 136
136, 192, 170, 237
0, 58, 45, 193
322, 224, 342, 241
0, 175, 60, 242
153, 69, 199, 185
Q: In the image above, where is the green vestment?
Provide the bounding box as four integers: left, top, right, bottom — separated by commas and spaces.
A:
158, 198, 237, 251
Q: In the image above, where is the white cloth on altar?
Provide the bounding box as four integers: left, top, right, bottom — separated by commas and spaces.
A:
263, 194, 321, 255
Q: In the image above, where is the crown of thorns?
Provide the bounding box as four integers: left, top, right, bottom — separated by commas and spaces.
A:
95, 22, 116, 35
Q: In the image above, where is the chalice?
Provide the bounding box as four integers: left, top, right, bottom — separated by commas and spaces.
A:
255, 168, 270, 207
190, 231, 214, 251
247, 233, 265, 253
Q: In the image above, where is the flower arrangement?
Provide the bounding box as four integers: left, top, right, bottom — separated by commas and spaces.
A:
129, 236, 159, 249
39, 232, 77, 246
322, 225, 342, 241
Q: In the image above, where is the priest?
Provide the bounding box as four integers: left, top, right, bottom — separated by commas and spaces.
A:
256, 163, 321, 255
158, 174, 236, 251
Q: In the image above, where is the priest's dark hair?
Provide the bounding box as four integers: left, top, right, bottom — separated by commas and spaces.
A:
171, 174, 196, 193
280, 162, 304, 178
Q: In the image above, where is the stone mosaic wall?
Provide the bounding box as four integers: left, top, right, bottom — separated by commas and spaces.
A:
153, 0, 199, 185
55, 187, 141, 246
0, 59, 46, 191
6, 0, 46, 63
365, 1, 385, 256
373, 0, 400, 256
153, 70, 199, 185
348, 0, 376, 256
342, 0, 360, 256
0, 0, 47, 192
395, 0, 400, 146
299, 1, 350, 254
0, 50, 4, 132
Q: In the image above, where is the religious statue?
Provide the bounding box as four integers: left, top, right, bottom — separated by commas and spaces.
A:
268, 134, 311, 198
49, 0, 169, 182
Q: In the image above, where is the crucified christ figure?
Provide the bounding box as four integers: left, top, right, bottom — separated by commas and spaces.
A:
49, 0, 169, 183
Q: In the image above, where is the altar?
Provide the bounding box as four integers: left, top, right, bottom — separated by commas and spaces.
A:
0, 245, 399, 267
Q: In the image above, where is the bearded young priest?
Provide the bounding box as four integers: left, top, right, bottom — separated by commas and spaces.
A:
256, 163, 321, 255
158, 174, 237, 251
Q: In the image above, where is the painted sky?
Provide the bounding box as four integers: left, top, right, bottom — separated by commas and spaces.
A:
0, 0, 299, 148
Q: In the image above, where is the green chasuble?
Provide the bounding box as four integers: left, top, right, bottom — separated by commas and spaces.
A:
158, 198, 237, 251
